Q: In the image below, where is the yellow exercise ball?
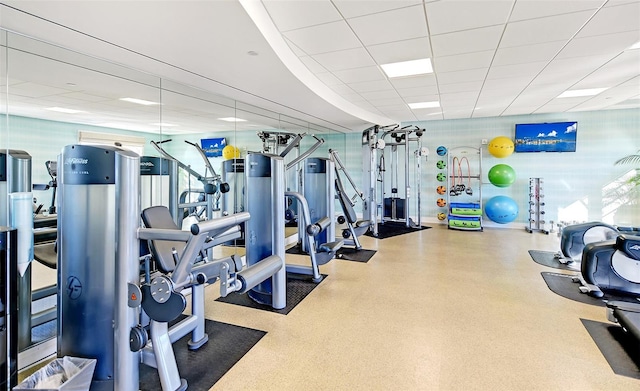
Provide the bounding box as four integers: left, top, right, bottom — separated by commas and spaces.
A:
487, 136, 514, 158
222, 145, 240, 160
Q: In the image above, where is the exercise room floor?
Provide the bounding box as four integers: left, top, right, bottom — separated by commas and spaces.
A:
203, 224, 638, 390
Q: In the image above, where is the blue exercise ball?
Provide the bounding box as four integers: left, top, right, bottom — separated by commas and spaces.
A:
436, 146, 447, 156
484, 195, 518, 224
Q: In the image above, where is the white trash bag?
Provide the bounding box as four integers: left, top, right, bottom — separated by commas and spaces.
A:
14, 356, 97, 391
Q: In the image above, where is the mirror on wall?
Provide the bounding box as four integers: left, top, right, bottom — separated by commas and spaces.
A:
0, 27, 347, 370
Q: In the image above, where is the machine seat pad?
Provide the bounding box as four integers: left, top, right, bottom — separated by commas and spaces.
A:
34, 242, 57, 269
616, 234, 640, 261
356, 220, 371, 228
318, 240, 343, 253
141, 206, 186, 273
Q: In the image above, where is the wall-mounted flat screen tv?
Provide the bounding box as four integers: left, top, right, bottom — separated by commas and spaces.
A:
201, 137, 226, 157
514, 122, 577, 153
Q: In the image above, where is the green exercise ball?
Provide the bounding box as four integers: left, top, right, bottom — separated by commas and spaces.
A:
488, 164, 516, 188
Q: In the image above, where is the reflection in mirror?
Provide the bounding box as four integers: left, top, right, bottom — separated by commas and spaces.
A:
1, 27, 351, 382
2, 30, 162, 368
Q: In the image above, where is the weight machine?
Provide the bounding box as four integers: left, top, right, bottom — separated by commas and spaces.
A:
151, 139, 230, 227
329, 149, 370, 249
57, 145, 283, 390
362, 125, 427, 236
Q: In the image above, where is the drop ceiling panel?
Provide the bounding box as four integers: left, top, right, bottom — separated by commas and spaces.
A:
425, 0, 513, 35
8, 83, 70, 98
312, 47, 376, 71
330, 83, 356, 94
509, 0, 602, 22
493, 40, 566, 66
315, 72, 344, 86
481, 76, 532, 92
282, 20, 361, 55
359, 90, 401, 101
348, 79, 394, 93
367, 99, 406, 108
299, 56, 328, 73
500, 11, 595, 48
346, 5, 428, 46
572, 50, 640, 88
557, 31, 640, 59
438, 81, 484, 94
284, 37, 307, 56
402, 93, 440, 102
335, 66, 386, 84
437, 68, 488, 85
577, 2, 640, 38
366, 37, 432, 65
433, 50, 495, 73
397, 87, 439, 99
486, 61, 548, 80
262, 0, 342, 32
431, 25, 504, 57
440, 91, 479, 106
332, 0, 422, 19
390, 74, 436, 89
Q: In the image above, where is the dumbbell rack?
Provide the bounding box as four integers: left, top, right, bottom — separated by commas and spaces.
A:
526, 177, 548, 234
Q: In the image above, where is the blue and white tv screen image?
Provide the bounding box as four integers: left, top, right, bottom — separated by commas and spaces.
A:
514, 122, 577, 153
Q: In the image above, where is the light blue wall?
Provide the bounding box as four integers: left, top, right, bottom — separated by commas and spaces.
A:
340, 108, 639, 228
7, 108, 638, 229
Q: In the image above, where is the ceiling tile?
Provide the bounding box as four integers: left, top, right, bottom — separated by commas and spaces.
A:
332, 0, 422, 19
299, 56, 327, 73
284, 37, 308, 56
402, 92, 440, 102
557, 31, 640, 59
438, 81, 484, 94
433, 50, 495, 73
509, 0, 602, 22
486, 61, 547, 80
437, 68, 488, 85
493, 40, 566, 66
572, 50, 640, 89
397, 87, 439, 99
312, 47, 375, 71
366, 97, 406, 107
425, 0, 513, 35
359, 90, 401, 101
501, 11, 595, 48
347, 79, 394, 93
440, 91, 478, 106
334, 66, 386, 83
367, 37, 432, 65
8, 82, 70, 98
283, 20, 361, 55
577, 2, 640, 38
481, 76, 532, 92
315, 72, 344, 86
390, 74, 436, 89
263, 0, 342, 32
347, 5, 428, 46
329, 83, 356, 94
431, 25, 504, 57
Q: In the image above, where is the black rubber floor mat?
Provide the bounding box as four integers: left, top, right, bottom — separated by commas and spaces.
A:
336, 248, 377, 263
365, 221, 431, 240
215, 272, 325, 315
581, 318, 640, 379
529, 249, 580, 271
541, 272, 639, 306
140, 319, 265, 390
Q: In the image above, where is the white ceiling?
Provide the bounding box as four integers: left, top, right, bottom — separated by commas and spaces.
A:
0, 0, 638, 134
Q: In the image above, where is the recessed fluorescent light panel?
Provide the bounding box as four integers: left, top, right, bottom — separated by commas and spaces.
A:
627, 41, 640, 50
380, 58, 433, 78
408, 101, 440, 109
217, 117, 247, 122
557, 88, 608, 98
45, 107, 85, 114
120, 97, 160, 106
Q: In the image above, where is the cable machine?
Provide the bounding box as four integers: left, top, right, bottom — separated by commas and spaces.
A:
362, 125, 427, 236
